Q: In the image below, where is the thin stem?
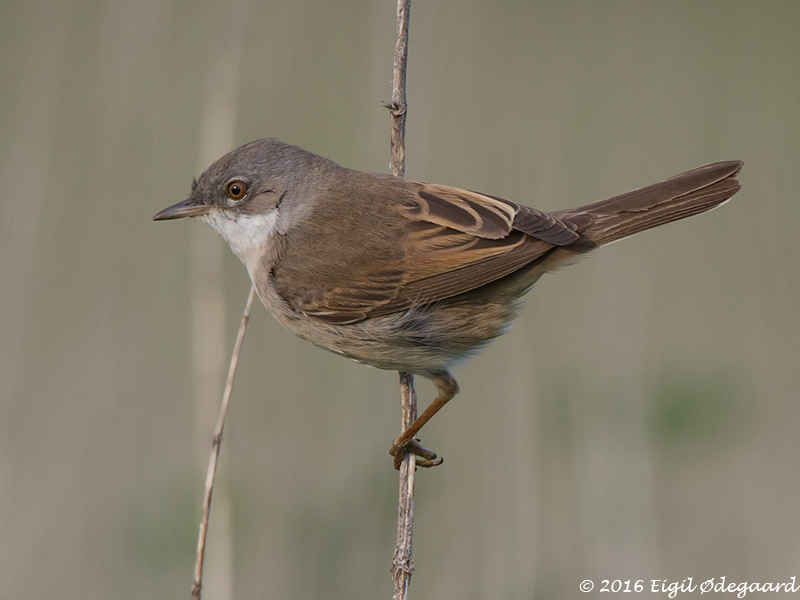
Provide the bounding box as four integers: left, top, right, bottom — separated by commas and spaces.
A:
386, 0, 411, 178
191, 284, 257, 600
386, 1, 416, 598
392, 372, 417, 599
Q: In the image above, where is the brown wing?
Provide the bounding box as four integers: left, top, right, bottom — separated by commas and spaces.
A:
405, 182, 580, 245
370, 181, 581, 314
272, 175, 569, 324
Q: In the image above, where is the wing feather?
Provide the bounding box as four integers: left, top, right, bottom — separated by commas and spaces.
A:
273, 176, 564, 323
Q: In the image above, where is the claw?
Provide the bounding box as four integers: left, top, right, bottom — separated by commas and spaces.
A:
415, 455, 444, 468
390, 437, 443, 470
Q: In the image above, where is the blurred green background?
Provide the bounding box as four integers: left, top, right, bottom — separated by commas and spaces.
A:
2, 1, 798, 598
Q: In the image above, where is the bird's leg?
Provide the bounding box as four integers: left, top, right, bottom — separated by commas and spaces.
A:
390, 370, 459, 469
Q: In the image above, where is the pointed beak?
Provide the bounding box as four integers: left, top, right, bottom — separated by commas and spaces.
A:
152, 198, 210, 221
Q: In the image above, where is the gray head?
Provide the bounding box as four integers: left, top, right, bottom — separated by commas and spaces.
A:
153, 138, 339, 222
153, 138, 344, 261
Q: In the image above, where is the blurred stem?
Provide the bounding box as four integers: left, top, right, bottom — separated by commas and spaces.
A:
189, 1, 250, 597
386, 1, 416, 599
192, 285, 256, 600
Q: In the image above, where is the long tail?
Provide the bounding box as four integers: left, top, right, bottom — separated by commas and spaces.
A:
555, 161, 743, 246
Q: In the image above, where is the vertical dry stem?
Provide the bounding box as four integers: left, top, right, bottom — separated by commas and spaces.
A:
191, 284, 257, 600
386, 0, 411, 179
392, 372, 417, 599
386, 1, 416, 599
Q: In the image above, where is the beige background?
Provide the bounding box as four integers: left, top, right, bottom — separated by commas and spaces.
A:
1, 1, 798, 598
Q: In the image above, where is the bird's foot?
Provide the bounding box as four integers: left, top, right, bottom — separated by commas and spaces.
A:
390, 437, 443, 470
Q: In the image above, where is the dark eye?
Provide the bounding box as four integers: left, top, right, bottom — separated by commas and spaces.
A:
226, 181, 247, 200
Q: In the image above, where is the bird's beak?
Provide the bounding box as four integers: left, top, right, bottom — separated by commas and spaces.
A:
152, 198, 210, 221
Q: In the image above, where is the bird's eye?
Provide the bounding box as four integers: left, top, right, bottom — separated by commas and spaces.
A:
226, 181, 247, 200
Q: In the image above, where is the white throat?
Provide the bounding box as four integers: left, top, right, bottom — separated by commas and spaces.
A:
200, 208, 279, 268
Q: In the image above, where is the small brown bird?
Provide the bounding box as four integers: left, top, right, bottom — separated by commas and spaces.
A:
154, 139, 742, 468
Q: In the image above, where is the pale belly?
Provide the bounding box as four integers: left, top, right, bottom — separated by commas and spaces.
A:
256, 275, 523, 375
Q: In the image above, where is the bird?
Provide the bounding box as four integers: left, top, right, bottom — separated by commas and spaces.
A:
154, 138, 742, 468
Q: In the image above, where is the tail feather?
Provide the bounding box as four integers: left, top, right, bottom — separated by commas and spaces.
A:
556, 161, 743, 246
